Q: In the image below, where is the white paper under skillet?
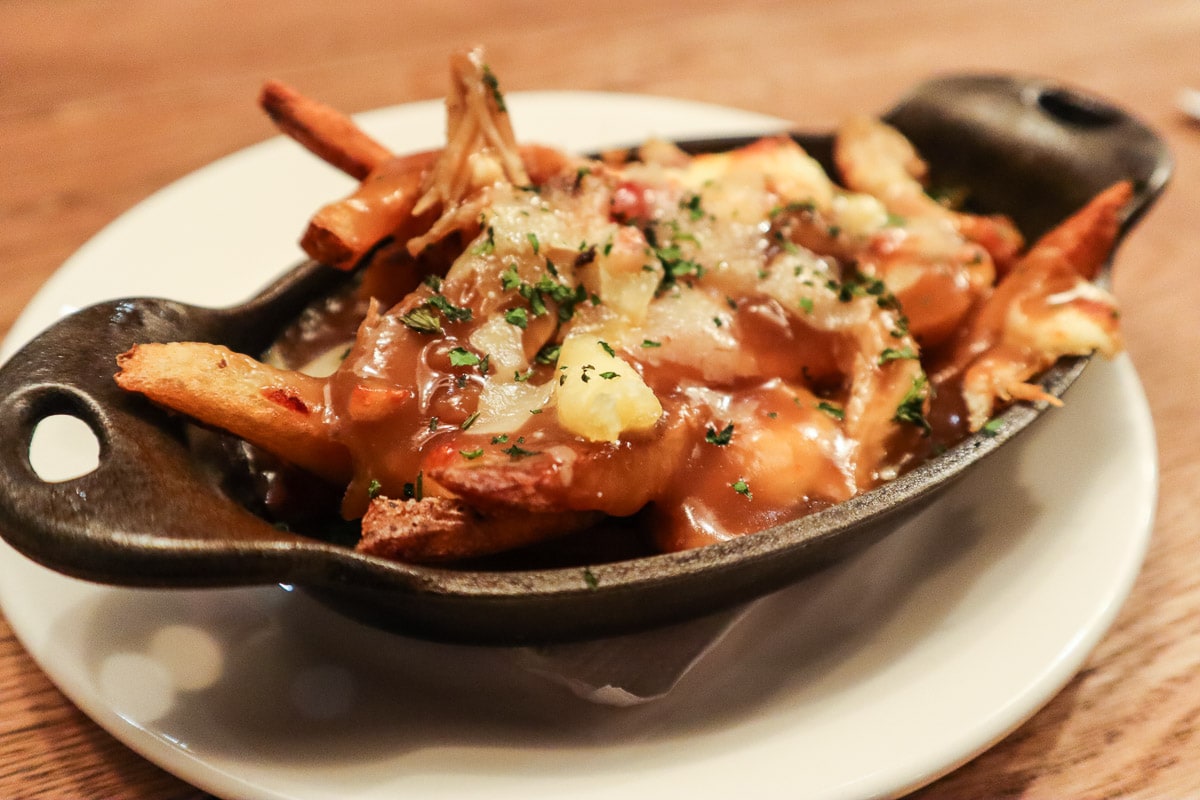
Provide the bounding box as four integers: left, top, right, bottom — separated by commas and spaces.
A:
0, 93, 1155, 800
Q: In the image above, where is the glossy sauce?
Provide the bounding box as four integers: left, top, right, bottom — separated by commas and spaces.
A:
271, 140, 984, 559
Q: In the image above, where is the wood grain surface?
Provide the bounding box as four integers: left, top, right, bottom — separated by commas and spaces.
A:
2, 1, 1198, 797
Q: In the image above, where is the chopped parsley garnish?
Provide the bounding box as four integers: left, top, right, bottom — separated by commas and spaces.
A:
401, 471, 425, 501
448, 347, 481, 367
642, 339, 662, 348
471, 225, 496, 256
500, 264, 522, 291
981, 418, 1004, 437
769, 200, 817, 218
599, 371, 619, 380
731, 479, 753, 499
598, 340, 616, 358
799, 297, 815, 314
535, 343, 561, 364
400, 306, 443, 334
460, 411, 480, 430
481, 64, 507, 111
400, 292, 473, 334
526, 231, 540, 254
428, 416, 439, 431
582, 567, 600, 589
502, 442, 540, 459
680, 192, 705, 221
491, 434, 509, 444
427, 294, 473, 323
705, 422, 734, 446
460, 447, 484, 460
894, 374, 932, 435
817, 401, 845, 420
879, 346, 918, 364
504, 307, 529, 329
366, 479, 382, 499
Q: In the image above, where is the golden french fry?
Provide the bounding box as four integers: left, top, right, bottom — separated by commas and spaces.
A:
115, 342, 351, 484
358, 495, 601, 562
1026, 181, 1132, 280
300, 149, 440, 269
259, 79, 392, 180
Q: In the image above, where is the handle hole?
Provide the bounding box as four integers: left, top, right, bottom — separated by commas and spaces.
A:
29, 414, 101, 482
1036, 87, 1121, 128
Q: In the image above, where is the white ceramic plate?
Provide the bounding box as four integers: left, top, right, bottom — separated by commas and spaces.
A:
0, 93, 1156, 800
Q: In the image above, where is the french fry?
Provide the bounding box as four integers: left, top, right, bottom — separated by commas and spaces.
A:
1025, 180, 1132, 280
300, 149, 440, 270
115, 342, 351, 484
358, 495, 601, 562
300, 143, 577, 271
259, 79, 393, 180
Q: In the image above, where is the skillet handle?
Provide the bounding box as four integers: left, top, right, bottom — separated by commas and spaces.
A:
0, 260, 349, 586
882, 73, 1172, 241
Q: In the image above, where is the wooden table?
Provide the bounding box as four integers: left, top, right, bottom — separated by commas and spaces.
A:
2, 1, 1198, 797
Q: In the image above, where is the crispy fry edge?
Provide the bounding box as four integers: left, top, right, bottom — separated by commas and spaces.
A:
115, 342, 351, 485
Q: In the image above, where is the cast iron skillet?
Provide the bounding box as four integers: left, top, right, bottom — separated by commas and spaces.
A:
0, 75, 1171, 645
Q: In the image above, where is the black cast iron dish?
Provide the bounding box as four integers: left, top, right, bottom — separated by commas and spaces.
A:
0, 75, 1171, 644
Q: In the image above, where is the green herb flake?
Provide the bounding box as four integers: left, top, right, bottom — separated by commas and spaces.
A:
599, 371, 619, 380
427, 294, 473, 324
681, 193, 705, 221
893, 374, 932, 435
705, 422, 734, 446
731, 479, 753, 499
504, 307, 529, 329
449, 347, 481, 367
582, 567, 600, 589
526, 231, 540, 254
460, 447, 485, 460
481, 65, 507, 111
491, 434, 509, 444
461, 411, 480, 430
981, 418, 1004, 437
502, 442, 540, 459
799, 297, 815, 314
598, 340, 616, 358
817, 401, 845, 421
401, 471, 425, 501
878, 346, 918, 365
428, 416, 440, 432
471, 225, 496, 256
400, 306, 443, 334
535, 343, 562, 365
642, 339, 662, 348
500, 264, 522, 291
366, 479, 382, 500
